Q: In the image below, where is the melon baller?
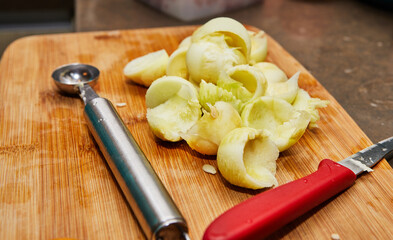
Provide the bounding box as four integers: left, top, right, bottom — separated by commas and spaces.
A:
52, 63, 189, 240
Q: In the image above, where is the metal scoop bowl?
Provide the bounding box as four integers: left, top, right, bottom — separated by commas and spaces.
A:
52, 63, 189, 240
52, 63, 99, 95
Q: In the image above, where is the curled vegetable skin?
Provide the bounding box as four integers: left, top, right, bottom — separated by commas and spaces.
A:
253, 62, 288, 83
198, 80, 244, 113
181, 101, 242, 155
265, 71, 300, 104
241, 96, 311, 152
186, 38, 246, 84
218, 64, 267, 103
146, 76, 201, 142
178, 36, 192, 49
249, 30, 268, 65
123, 49, 169, 87
167, 46, 189, 79
191, 17, 251, 60
292, 89, 329, 128
217, 127, 279, 190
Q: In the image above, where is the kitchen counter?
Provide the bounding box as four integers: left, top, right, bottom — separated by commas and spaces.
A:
75, 0, 393, 143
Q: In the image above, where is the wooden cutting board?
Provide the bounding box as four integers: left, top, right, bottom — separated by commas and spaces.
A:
0, 26, 392, 240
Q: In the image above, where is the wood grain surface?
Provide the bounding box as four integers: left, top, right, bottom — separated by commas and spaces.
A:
0, 26, 392, 240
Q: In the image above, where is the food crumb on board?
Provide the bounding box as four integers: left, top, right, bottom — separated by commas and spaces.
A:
202, 164, 217, 175
331, 233, 340, 240
136, 113, 145, 121
116, 102, 127, 107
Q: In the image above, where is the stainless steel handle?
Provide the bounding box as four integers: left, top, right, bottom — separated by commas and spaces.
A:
84, 97, 188, 240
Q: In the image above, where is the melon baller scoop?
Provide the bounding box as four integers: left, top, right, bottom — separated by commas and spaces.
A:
52, 63, 189, 240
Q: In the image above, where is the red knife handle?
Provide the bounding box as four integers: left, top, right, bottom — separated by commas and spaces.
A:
203, 159, 357, 240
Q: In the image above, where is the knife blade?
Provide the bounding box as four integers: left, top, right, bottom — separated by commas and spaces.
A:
203, 137, 393, 240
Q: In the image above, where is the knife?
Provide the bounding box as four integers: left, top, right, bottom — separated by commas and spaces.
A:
203, 137, 393, 240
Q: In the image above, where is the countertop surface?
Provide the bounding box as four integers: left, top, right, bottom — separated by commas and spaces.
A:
75, 0, 393, 144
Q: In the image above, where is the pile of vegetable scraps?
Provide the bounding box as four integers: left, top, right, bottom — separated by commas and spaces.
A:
123, 17, 329, 190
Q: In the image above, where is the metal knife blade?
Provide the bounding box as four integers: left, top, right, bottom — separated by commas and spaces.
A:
203, 137, 393, 240
339, 136, 393, 175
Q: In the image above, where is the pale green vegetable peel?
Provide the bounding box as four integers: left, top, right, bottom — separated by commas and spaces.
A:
146, 76, 201, 142
181, 101, 242, 155
146, 76, 198, 108
217, 64, 267, 103
241, 96, 311, 151
186, 40, 246, 84
292, 89, 329, 128
191, 17, 251, 59
217, 127, 279, 189
253, 62, 288, 83
123, 49, 169, 87
198, 80, 244, 113
265, 71, 300, 104
147, 95, 200, 142
249, 30, 268, 64
167, 46, 189, 79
